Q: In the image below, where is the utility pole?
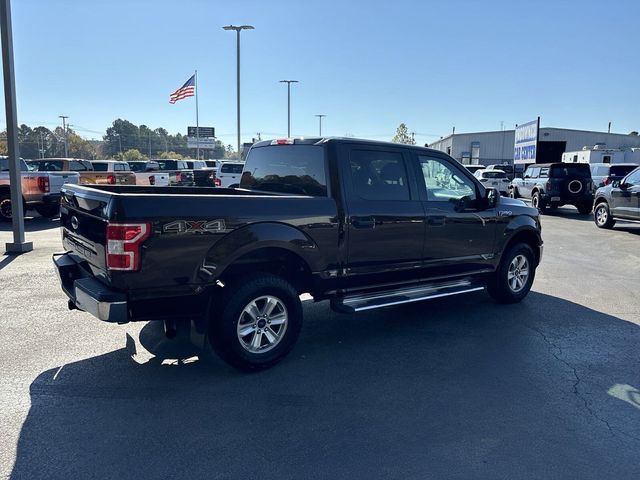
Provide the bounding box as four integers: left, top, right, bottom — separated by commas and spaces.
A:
608, 121, 611, 134
280, 80, 298, 137
315, 114, 326, 136
410, 131, 416, 144
2, 0, 32, 252
58, 115, 69, 157
223, 24, 254, 157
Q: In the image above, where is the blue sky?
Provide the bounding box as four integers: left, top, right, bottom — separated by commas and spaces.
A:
5, 0, 640, 147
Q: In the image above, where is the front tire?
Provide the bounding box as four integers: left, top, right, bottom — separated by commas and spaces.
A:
510, 187, 519, 199
594, 202, 615, 229
208, 274, 303, 371
487, 243, 536, 304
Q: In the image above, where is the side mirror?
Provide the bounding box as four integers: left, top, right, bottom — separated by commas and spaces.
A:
524, 174, 531, 179
485, 188, 499, 209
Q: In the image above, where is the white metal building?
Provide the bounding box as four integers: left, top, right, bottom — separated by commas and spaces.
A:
428, 128, 640, 166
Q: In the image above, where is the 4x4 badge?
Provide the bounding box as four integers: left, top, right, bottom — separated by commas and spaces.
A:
162, 219, 226, 234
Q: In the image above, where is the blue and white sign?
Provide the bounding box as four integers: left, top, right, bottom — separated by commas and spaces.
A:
514, 119, 539, 164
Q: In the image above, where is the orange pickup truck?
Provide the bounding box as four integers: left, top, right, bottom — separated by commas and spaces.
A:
29, 158, 135, 185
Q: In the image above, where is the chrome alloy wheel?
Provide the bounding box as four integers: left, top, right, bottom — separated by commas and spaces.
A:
236, 295, 288, 354
595, 205, 608, 226
507, 254, 530, 293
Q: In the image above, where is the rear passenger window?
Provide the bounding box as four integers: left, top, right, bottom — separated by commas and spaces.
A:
350, 150, 410, 201
539, 168, 549, 178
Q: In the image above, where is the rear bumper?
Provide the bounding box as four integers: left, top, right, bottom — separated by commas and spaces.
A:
540, 193, 593, 205
53, 252, 128, 323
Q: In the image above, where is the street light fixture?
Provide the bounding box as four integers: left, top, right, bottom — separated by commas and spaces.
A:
314, 114, 326, 136
280, 80, 298, 138
223, 24, 254, 157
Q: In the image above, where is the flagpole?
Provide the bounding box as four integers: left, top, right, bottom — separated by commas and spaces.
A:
195, 69, 199, 160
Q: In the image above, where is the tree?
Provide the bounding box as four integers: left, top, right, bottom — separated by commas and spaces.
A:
116, 149, 147, 161
158, 151, 185, 160
392, 123, 415, 145
224, 144, 237, 159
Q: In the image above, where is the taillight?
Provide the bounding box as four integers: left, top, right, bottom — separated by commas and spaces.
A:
214, 178, 221, 187
37, 176, 50, 193
107, 174, 116, 184
149, 175, 155, 185
602, 177, 610, 186
545, 181, 551, 190
106, 223, 150, 271
175, 172, 182, 183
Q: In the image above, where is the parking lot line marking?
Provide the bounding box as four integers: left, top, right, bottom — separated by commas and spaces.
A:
53, 365, 64, 380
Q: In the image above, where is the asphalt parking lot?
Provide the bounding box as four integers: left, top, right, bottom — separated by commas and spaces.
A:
1, 209, 639, 479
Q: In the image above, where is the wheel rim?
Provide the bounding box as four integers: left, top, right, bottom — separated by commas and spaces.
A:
0, 198, 12, 219
596, 205, 607, 225
507, 254, 530, 293
236, 295, 288, 354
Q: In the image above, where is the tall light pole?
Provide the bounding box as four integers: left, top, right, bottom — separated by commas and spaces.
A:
315, 114, 326, 136
280, 80, 298, 137
223, 24, 254, 157
58, 115, 69, 157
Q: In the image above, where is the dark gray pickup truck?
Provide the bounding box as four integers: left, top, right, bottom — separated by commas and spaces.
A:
54, 138, 543, 370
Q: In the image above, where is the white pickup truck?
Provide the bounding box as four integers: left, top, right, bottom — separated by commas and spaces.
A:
126, 161, 170, 186
0, 157, 80, 221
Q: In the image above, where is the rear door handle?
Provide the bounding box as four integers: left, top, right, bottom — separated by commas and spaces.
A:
352, 216, 375, 229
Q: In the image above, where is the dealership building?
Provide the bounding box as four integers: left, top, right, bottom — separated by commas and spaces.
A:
427, 127, 640, 166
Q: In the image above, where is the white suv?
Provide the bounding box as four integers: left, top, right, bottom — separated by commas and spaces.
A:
216, 162, 244, 188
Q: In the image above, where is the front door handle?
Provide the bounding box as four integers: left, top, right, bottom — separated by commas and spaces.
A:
352, 216, 375, 229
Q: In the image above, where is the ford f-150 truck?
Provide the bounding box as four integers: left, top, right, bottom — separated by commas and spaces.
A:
53, 138, 543, 370
1, 157, 80, 221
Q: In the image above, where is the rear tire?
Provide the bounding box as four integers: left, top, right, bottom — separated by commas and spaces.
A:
208, 274, 303, 371
594, 202, 615, 229
0, 194, 12, 222
532, 191, 546, 214
35, 204, 60, 218
510, 187, 519, 199
487, 243, 536, 304
577, 203, 592, 215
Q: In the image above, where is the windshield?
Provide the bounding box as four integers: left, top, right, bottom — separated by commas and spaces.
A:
609, 165, 638, 176
0, 158, 29, 172
92, 163, 109, 172
221, 163, 244, 174
128, 162, 146, 172
550, 165, 591, 178
240, 145, 327, 196
482, 171, 507, 179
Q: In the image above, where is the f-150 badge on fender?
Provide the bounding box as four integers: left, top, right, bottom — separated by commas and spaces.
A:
162, 220, 226, 234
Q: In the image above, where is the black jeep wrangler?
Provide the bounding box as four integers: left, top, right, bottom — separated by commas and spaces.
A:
510, 163, 593, 214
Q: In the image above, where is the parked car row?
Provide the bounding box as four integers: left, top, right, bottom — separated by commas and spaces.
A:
0, 156, 246, 221
465, 161, 640, 230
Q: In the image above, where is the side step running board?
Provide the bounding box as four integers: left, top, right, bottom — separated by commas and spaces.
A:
331, 279, 484, 313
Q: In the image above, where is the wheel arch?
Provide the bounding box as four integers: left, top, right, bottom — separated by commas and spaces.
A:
499, 220, 542, 267
204, 222, 321, 294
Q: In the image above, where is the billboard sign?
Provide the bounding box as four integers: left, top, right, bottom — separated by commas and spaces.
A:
187, 126, 215, 138
514, 118, 539, 164
187, 137, 217, 149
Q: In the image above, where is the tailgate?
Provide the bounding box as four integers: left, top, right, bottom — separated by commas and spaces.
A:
48, 172, 80, 192
60, 186, 112, 273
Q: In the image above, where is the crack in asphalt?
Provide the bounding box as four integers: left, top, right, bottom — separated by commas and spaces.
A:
524, 322, 640, 444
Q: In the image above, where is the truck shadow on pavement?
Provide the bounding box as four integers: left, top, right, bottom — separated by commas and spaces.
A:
9, 292, 640, 480
0, 216, 59, 233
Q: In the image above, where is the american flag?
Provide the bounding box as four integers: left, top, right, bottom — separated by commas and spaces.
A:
169, 75, 195, 104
